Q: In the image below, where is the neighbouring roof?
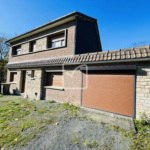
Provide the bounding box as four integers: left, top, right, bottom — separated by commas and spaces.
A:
6, 11, 97, 43
5, 46, 150, 68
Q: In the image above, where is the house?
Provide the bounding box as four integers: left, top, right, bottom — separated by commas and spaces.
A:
5, 11, 150, 121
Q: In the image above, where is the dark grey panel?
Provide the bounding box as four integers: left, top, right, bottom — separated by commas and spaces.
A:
75, 18, 102, 54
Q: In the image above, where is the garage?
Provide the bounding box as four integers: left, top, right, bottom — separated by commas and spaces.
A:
81, 66, 136, 117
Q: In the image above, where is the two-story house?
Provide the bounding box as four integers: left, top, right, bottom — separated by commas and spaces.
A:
5, 11, 150, 124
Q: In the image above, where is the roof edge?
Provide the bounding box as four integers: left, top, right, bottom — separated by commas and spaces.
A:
6, 11, 97, 43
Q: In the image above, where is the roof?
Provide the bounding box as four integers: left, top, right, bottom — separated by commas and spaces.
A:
5, 46, 150, 68
6, 11, 97, 43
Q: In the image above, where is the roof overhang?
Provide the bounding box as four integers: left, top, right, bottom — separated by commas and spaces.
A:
6, 11, 97, 44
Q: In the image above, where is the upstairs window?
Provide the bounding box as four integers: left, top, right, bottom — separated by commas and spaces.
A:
10, 72, 17, 82
12, 46, 21, 55
30, 41, 36, 52
47, 33, 65, 48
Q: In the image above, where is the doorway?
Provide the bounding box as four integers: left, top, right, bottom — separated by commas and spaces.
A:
21, 71, 26, 93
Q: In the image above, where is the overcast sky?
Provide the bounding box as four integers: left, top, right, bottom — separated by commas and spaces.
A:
0, 0, 150, 51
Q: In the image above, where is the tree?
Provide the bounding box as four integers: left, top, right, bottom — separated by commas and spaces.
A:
129, 40, 150, 48
0, 33, 15, 83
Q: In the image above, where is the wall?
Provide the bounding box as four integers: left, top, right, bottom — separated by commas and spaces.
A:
43, 67, 82, 106
7, 69, 17, 94
8, 21, 75, 63
6, 62, 150, 120
75, 18, 102, 54
8, 69, 43, 100
136, 65, 150, 120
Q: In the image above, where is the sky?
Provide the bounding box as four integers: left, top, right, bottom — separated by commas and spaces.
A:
0, 0, 150, 51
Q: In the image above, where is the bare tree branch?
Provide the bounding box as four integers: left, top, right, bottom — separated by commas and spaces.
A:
0, 32, 16, 83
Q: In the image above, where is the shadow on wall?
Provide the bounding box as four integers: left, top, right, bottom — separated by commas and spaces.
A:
136, 68, 148, 76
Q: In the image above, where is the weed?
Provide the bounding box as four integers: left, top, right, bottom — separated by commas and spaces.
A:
88, 118, 93, 121
73, 137, 79, 144
91, 141, 98, 148
100, 120, 105, 125
49, 100, 56, 103
62, 103, 79, 111
109, 112, 150, 150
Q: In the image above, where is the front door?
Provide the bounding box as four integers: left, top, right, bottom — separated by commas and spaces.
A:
21, 71, 26, 93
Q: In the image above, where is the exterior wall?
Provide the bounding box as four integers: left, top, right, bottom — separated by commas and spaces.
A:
75, 18, 102, 54
43, 68, 82, 106
24, 69, 42, 100
6, 69, 42, 100
36, 37, 47, 51
136, 65, 150, 120
9, 84, 17, 94
9, 21, 75, 63
7, 69, 18, 94
6, 62, 150, 120
21, 43, 30, 54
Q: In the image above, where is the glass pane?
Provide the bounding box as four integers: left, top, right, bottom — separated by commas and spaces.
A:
55, 41, 61, 47
62, 40, 65, 46
33, 42, 36, 51
50, 42, 54, 48
16, 47, 21, 51
17, 50, 21, 55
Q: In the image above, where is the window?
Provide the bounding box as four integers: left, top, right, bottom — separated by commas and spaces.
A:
10, 72, 17, 82
45, 72, 62, 87
50, 42, 54, 48
30, 41, 36, 52
62, 40, 65, 46
12, 46, 21, 55
55, 41, 61, 47
31, 70, 35, 78
48, 33, 65, 48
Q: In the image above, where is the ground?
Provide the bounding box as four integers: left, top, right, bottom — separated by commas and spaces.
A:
0, 95, 150, 150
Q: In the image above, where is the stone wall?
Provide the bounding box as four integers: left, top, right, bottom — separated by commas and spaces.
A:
136, 65, 150, 120
13, 69, 43, 100
36, 37, 47, 51
21, 43, 30, 54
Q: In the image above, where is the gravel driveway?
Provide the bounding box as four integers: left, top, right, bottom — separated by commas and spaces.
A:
0, 96, 131, 150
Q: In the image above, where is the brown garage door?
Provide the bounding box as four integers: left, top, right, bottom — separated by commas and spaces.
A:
82, 73, 134, 117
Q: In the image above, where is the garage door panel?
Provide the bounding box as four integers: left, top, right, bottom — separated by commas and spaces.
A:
82, 74, 133, 117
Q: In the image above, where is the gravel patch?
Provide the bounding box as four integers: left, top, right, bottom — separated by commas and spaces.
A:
0, 96, 131, 150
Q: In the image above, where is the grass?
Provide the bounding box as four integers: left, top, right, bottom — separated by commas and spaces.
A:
109, 112, 150, 150
49, 100, 56, 103
0, 97, 58, 149
0, 96, 80, 149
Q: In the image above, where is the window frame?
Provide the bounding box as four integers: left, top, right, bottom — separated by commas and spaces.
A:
29, 41, 36, 52
44, 70, 64, 90
12, 45, 21, 56
47, 29, 66, 49
10, 72, 17, 83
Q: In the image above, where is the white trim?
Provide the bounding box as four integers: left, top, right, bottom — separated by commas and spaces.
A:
44, 86, 64, 90
45, 70, 64, 72
9, 82, 16, 84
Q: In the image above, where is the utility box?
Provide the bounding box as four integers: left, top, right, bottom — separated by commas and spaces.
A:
0, 83, 10, 95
